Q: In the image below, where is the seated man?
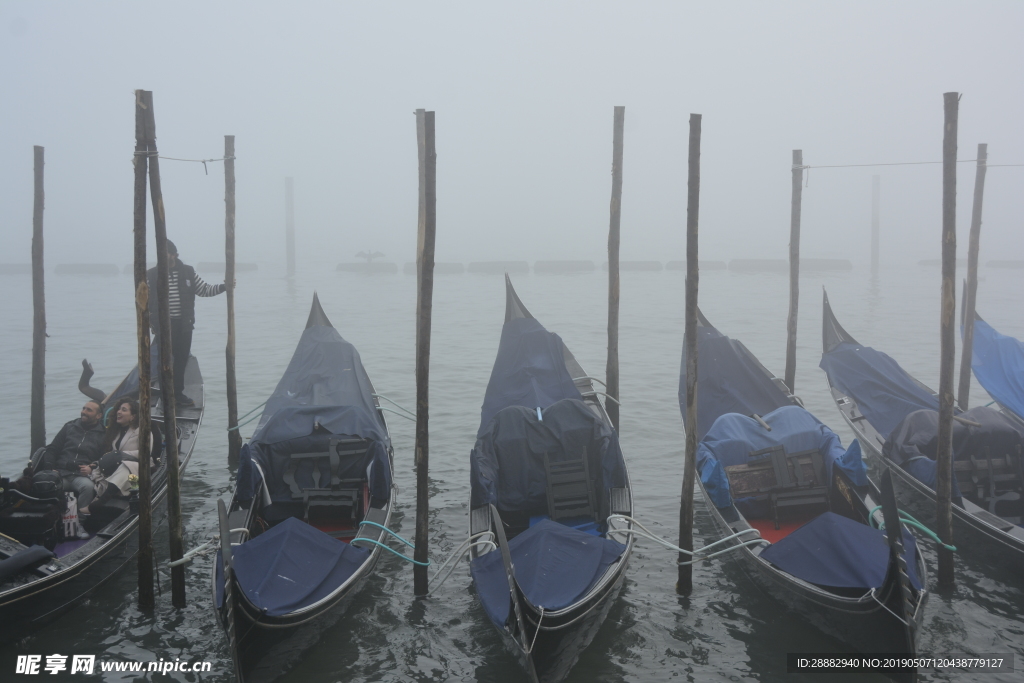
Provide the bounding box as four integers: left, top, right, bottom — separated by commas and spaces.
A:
40, 400, 107, 512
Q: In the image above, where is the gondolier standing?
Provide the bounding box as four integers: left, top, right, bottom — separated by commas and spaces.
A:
148, 240, 227, 407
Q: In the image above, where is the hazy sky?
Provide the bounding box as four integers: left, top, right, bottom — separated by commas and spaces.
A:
2, 2, 1022, 269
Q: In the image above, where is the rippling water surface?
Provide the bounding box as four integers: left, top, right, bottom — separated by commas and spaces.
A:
1, 262, 1022, 682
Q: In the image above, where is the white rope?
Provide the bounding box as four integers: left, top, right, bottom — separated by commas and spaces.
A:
426, 532, 497, 594
606, 514, 766, 566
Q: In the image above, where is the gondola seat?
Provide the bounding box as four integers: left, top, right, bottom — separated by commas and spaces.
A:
282, 437, 369, 520
542, 449, 597, 523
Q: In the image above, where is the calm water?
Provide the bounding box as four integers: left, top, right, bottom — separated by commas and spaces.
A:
1, 262, 1022, 682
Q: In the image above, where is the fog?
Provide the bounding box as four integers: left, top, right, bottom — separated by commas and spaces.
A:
2, 2, 1022, 270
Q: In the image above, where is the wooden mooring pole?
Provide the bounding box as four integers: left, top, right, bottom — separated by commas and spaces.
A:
678, 113, 702, 596
606, 106, 624, 432
871, 175, 880, 275
285, 177, 295, 277
937, 92, 959, 588
957, 143, 988, 410
133, 90, 155, 608
142, 91, 186, 607
225, 135, 241, 464
784, 150, 804, 394
30, 146, 46, 454
413, 109, 437, 596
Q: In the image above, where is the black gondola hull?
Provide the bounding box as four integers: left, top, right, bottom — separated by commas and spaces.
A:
698, 477, 926, 683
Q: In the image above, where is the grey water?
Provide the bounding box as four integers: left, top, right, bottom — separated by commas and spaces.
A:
1, 263, 1022, 682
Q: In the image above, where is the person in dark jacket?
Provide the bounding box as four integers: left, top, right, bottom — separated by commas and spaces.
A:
147, 240, 228, 407
40, 400, 106, 511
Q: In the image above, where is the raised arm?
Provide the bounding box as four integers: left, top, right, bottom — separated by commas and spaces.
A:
193, 273, 226, 297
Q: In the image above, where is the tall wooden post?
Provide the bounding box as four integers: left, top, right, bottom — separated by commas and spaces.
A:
413, 110, 437, 596
225, 135, 241, 463
784, 150, 804, 394
133, 90, 155, 609
606, 106, 625, 432
957, 143, 988, 410
285, 177, 295, 277
936, 92, 959, 588
30, 146, 46, 453
871, 175, 880, 274
142, 91, 186, 607
678, 113, 702, 596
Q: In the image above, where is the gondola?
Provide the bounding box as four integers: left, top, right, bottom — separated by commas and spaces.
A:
0, 352, 204, 643
820, 290, 1024, 571
963, 305, 1024, 432
467, 276, 634, 683
680, 308, 926, 681
213, 294, 394, 683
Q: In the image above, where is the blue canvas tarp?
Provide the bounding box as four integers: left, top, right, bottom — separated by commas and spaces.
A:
478, 317, 583, 438
470, 519, 625, 627
231, 517, 370, 616
234, 320, 391, 504
760, 512, 922, 590
471, 399, 626, 513
697, 406, 868, 509
819, 341, 940, 438
680, 324, 793, 441
970, 318, 1024, 423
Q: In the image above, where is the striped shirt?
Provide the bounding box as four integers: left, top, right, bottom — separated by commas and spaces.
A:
168, 269, 224, 318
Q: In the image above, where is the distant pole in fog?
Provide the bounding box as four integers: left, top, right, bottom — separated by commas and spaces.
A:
871, 175, 880, 274
606, 106, 625, 432
285, 177, 295, 277
413, 109, 437, 597
31, 145, 46, 454
936, 92, 959, 588
225, 135, 241, 463
784, 149, 804, 394
957, 143, 988, 411
678, 113, 701, 596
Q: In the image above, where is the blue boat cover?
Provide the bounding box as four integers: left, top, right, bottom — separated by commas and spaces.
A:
478, 317, 583, 438
470, 519, 625, 627
234, 322, 391, 504
231, 517, 370, 616
970, 318, 1024, 423
680, 324, 793, 441
471, 399, 626, 513
696, 406, 868, 509
819, 341, 940, 438
760, 512, 922, 590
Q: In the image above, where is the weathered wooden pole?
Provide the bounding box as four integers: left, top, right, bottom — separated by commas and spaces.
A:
413, 109, 437, 596
606, 106, 625, 432
30, 146, 46, 454
285, 177, 295, 277
133, 90, 155, 609
142, 91, 186, 607
225, 135, 241, 463
678, 113, 702, 596
936, 92, 959, 588
871, 175, 880, 274
957, 143, 988, 410
784, 150, 804, 394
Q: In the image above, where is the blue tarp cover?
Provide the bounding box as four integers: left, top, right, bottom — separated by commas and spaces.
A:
760, 512, 922, 590
819, 341, 940, 438
470, 519, 625, 627
478, 317, 583, 438
231, 517, 370, 616
235, 322, 391, 503
471, 399, 626, 513
970, 318, 1024, 423
681, 324, 793, 442
697, 406, 868, 509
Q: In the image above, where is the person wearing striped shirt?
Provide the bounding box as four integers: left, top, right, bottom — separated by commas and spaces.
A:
147, 240, 228, 407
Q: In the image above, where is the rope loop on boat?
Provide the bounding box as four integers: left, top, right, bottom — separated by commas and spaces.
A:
350, 520, 431, 566
606, 514, 766, 565
868, 506, 957, 552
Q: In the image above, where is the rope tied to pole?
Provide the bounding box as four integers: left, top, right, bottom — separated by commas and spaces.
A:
131, 150, 237, 175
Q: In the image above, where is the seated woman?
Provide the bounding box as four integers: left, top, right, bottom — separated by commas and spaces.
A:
82, 398, 159, 515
